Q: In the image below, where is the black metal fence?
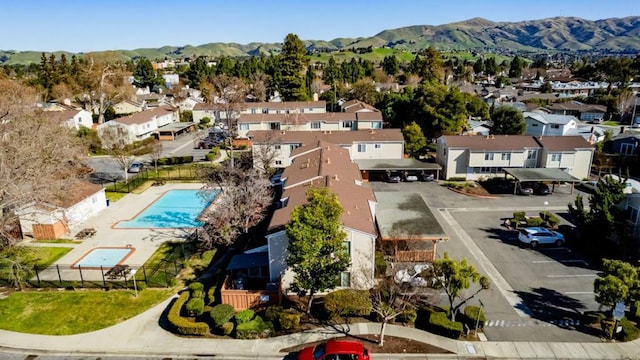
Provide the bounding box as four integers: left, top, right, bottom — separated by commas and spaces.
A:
107, 166, 203, 193
0, 258, 185, 290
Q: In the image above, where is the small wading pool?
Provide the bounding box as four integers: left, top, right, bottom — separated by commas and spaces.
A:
115, 189, 219, 229
72, 247, 135, 269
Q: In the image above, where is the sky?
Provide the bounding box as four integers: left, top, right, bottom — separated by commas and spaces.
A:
1, 0, 637, 53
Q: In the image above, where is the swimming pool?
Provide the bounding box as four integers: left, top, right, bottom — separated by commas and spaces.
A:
115, 189, 219, 229
72, 247, 134, 269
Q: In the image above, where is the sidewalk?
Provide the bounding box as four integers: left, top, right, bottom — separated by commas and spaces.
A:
1, 294, 640, 359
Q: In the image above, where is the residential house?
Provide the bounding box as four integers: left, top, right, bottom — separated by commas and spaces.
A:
465, 119, 491, 136
112, 99, 146, 115
340, 99, 380, 113
436, 135, 594, 180
266, 141, 378, 293
610, 133, 640, 156
249, 129, 404, 169
96, 105, 178, 143
45, 109, 94, 131
524, 112, 579, 137
546, 101, 606, 122
16, 181, 106, 239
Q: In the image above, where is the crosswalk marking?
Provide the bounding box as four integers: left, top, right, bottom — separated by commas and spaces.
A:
485, 319, 581, 328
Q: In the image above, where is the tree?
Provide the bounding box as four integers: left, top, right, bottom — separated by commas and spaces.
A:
382, 55, 399, 76
278, 33, 309, 101
508, 55, 525, 78
402, 122, 427, 158
616, 89, 634, 122
286, 187, 350, 314
491, 106, 526, 135
199, 167, 272, 248
98, 126, 143, 184
209, 75, 247, 169
430, 252, 490, 321
594, 259, 640, 311
350, 78, 378, 105
148, 140, 163, 177
252, 131, 282, 175
539, 81, 553, 93
133, 57, 163, 92
0, 78, 87, 248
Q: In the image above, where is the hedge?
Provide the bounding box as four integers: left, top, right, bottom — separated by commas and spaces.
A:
167, 292, 210, 336
189, 282, 205, 299
539, 211, 560, 228
428, 311, 463, 339
631, 301, 640, 321
526, 217, 545, 227
402, 308, 417, 325
157, 156, 194, 165
185, 297, 205, 317
235, 316, 274, 339
236, 309, 255, 325
601, 318, 616, 339
206, 286, 216, 305
621, 317, 640, 341
222, 321, 235, 336
323, 289, 373, 318
265, 305, 283, 328
513, 211, 526, 223
210, 304, 235, 327
279, 309, 301, 330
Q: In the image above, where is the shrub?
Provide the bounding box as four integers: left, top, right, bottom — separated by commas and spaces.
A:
323, 289, 373, 319
621, 317, 640, 341
222, 321, 235, 336
188, 282, 205, 299
185, 297, 205, 317
264, 305, 283, 324
526, 217, 545, 227
402, 308, 417, 325
601, 318, 616, 339
375, 250, 387, 276
428, 311, 463, 339
235, 316, 273, 339
210, 304, 235, 327
236, 309, 255, 325
448, 177, 467, 181
513, 211, 526, 223
631, 301, 640, 321
167, 292, 210, 336
461, 305, 486, 330
279, 309, 301, 330
206, 286, 216, 305
539, 211, 560, 228
583, 311, 607, 325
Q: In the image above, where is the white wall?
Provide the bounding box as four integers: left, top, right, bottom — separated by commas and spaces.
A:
347, 142, 404, 160
65, 189, 107, 227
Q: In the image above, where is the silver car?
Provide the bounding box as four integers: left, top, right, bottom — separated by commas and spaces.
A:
518, 227, 565, 248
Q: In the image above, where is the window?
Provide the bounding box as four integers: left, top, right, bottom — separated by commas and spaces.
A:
276, 110, 281, 114
342, 121, 353, 128
77, 117, 82, 123
527, 150, 537, 160
269, 122, 280, 130
274, 145, 281, 150
374, 144, 381, 149
337, 272, 351, 287
250, 109, 256, 114
531, 123, 539, 127
621, 143, 635, 156
551, 153, 562, 162
629, 207, 639, 222
310, 122, 321, 129
343, 241, 351, 256
262, 108, 268, 114
357, 144, 366, 152
550, 124, 560, 129
484, 153, 494, 161
239, 124, 249, 130
372, 121, 382, 129
501, 153, 511, 161
275, 160, 282, 165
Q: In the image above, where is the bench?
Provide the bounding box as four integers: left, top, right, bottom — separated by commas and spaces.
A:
105, 264, 130, 279
74, 228, 97, 239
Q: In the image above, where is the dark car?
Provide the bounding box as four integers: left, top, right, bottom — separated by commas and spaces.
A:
385, 171, 401, 183
528, 182, 551, 195
420, 172, 435, 182
516, 182, 533, 195
196, 138, 220, 149
297, 339, 370, 360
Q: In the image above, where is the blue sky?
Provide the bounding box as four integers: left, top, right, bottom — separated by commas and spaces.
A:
1, 0, 637, 53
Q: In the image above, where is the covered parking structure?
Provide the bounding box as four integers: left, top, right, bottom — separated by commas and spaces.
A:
354, 159, 442, 181
503, 168, 581, 194
375, 191, 448, 263
157, 122, 195, 141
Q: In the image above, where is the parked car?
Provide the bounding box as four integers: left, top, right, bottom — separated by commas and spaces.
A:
518, 227, 565, 248
403, 171, 418, 182
420, 172, 435, 182
516, 182, 533, 195
580, 180, 598, 193
127, 162, 144, 173
196, 138, 220, 149
297, 339, 370, 360
385, 171, 401, 183
524, 182, 550, 195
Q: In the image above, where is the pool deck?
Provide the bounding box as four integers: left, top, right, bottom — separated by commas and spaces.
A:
31, 183, 206, 282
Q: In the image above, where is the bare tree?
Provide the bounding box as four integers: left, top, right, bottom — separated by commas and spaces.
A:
249, 72, 269, 102
147, 140, 164, 177
98, 126, 138, 184
617, 89, 634, 123
210, 75, 247, 169
0, 79, 87, 248
252, 131, 282, 176
198, 167, 273, 248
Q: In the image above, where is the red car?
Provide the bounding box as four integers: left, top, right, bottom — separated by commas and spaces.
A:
297, 339, 370, 360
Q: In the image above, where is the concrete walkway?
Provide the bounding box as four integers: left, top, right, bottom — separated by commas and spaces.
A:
1, 294, 640, 359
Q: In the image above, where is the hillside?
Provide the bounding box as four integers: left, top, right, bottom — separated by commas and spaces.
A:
2, 16, 639, 65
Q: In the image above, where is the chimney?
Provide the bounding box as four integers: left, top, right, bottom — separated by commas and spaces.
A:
326, 157, 331, 164
333, 174, 339, 181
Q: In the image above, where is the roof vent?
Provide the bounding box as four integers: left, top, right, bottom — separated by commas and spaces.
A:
333, 174, 339, 180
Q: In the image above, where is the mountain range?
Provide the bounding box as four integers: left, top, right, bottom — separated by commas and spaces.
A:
2, 16, 640, 65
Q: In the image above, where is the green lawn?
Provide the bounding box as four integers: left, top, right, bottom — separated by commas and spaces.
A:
105, 191, 128, 202
19, 247, 73, 267
32, 239, 82, 245
0, 289, 172, 334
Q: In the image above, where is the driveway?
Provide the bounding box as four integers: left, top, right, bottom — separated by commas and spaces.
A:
368, 180, 601, 342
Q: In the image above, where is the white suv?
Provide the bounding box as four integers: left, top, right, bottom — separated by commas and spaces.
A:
518, 227, 565, 248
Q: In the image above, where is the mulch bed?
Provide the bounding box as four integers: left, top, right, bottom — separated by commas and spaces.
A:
280, 333, 452, 354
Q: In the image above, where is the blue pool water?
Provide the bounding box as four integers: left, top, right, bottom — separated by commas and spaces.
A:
115, 189, 219, 229
74, 248, 133, 268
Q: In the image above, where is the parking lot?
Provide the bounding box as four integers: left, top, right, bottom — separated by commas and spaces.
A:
368, 179, 602, 342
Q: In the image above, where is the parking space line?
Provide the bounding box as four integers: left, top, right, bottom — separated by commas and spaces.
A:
565, 291, 594, 295
547, 274, 597, 278
533, 260, 589, 265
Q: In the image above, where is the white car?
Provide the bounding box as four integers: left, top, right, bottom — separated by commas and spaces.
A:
518, 227, 565, 248
580, 180, 598, 193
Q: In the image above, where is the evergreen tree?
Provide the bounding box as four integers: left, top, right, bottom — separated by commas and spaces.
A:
278, 33, 309, 101
286, 187, 350, 314
508, 55, 525, 78
490, 106, 526, 135
402, 121, 427, 158
133, 57, 163, 91
322, 57, 341, 85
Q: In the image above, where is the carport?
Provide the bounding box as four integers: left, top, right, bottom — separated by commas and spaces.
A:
375, 191, 449, 263
503, 168, 580, 194
354, 159, 441, 181
157, 122, 195, 141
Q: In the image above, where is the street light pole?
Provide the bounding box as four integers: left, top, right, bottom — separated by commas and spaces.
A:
130, 269, 138, 298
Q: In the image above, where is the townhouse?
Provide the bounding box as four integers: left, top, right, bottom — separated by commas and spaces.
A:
96, 105, 179, 143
